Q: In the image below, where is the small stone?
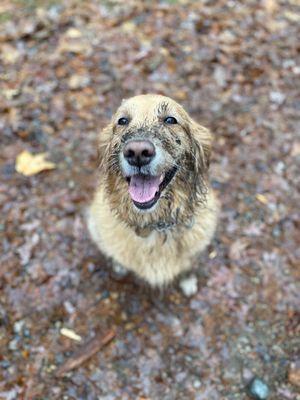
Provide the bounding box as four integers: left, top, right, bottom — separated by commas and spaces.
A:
288, 361, 300, 387
193, 379, 202, 389
242, 368, 254, 382
269, 91, 285, 104
214, 66, 227, 87
23, 328, 31, 338
101, 290, 110, 299
179, 275, 198, 297
282, 59, 295, 69
8, 338, 19, 351
68, 74, 90, 89
13, 320, 25, 334
112, 263, 128, 277
0, 360, 10, 369
219, 30, 236, 43
55, 353, 64, 365
64, 300, 76, 315
274, 161, 285, 174
247, 377, 270, 399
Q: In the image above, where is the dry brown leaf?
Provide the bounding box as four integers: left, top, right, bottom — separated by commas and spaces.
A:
1, 44, 20, 64
15, 150, 56, 177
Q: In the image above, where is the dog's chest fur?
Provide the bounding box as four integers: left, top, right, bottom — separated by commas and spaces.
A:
88, 185, 218, 286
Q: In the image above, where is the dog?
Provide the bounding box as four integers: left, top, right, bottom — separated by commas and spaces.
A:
87, 94, 219, 289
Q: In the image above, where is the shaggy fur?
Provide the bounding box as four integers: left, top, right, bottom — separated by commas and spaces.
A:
88, 94, 219, 287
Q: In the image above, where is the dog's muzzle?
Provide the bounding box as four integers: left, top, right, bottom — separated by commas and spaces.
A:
120, 138, 177, 210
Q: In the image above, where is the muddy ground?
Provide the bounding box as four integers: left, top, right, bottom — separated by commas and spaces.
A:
0, 0, 299, 399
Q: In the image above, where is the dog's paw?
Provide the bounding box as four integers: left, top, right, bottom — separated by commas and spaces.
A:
111, 262, 128, 278
179, 275, 198, 297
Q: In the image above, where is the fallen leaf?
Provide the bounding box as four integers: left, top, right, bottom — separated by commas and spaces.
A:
15, 150, 56, 176
60, 328, 82, 342
284, 11, 300, 22
121, 21, 136, 33
3, 88, 20, 100
256, 194, 268, 205
65, 28, 83, 38
1, 44, 20, 64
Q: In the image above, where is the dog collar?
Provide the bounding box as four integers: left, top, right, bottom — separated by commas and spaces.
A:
134, 216, 195, 238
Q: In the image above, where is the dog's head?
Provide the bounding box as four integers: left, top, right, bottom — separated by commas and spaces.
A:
98, 94, 212, 227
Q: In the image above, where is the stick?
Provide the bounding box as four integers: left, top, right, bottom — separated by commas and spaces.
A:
55, 329, 115, 377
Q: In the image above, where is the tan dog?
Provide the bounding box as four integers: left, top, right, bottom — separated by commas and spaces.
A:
88, 94, 219, 289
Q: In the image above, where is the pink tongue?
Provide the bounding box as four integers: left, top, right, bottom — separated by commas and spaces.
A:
129, 175, 161, 203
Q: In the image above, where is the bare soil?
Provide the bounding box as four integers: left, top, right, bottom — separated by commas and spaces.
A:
0, 1, 299, 399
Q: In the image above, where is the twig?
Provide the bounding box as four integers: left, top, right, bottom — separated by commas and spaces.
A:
55, 329, 116, 377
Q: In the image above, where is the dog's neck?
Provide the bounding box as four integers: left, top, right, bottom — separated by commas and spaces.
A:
133, 215, 195, 238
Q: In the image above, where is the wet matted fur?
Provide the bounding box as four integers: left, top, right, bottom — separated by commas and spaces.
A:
88, 94, 219, 287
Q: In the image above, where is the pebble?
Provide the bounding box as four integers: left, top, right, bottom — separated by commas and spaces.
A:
214, 65, 227, 87
8, 338, 19, 351
179, 275, 198, 297
269, 91, 285, 105
23, 328, 31, 338
13, 319, 25, 334
0, 360, 10, 369
112, 263, 128, 277
68, 74, 90, 89
242, 368, 254, 382
193, 379, 202, 389
288, 361, 300, 387
247, 377, 270, 399
64, 300, 76, 315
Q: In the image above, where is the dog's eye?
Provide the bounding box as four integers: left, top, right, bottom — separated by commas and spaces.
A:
118, 117, 129, 126
164, 116, 178, 125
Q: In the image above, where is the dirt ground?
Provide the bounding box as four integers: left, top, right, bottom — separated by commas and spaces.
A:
0, 0, 299, 399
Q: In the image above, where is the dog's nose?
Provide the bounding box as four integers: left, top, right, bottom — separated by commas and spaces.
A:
123, 140, 155, 167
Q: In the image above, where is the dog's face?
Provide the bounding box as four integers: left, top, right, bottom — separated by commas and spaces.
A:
99, 94, 211, 227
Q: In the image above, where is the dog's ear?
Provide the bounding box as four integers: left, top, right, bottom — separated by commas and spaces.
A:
188, 119, 212, 173
97, 123, 113, 169
182, 118, 212, 202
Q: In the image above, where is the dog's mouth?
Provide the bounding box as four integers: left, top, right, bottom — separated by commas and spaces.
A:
126, 167, 177, 210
